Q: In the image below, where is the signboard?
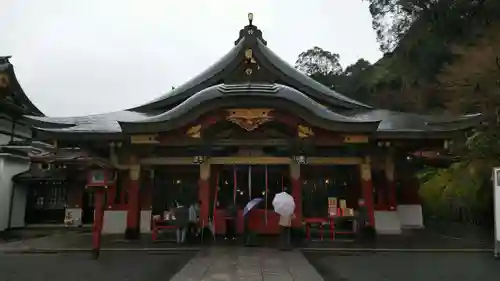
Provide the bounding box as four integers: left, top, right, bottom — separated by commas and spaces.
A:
494, 168, 500, 258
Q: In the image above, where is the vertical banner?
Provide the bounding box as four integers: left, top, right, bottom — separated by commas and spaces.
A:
265, 164, 268, 225
493, 168, 500, 258
248, 165, 252, 200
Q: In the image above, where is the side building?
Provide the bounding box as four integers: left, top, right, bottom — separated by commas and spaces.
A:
0, 56, 43, 231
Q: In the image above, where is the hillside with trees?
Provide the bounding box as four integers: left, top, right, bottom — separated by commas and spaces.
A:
295, 0, 500, 225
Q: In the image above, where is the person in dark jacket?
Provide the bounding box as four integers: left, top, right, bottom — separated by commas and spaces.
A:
224, 203, 238, 240
174, 201, 189, 244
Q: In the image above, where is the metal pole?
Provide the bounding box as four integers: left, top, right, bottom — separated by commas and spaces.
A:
248, 165, 252, 200
493, 168, 500, 259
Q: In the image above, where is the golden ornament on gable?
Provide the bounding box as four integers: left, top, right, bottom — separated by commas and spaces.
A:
0, 72, 9, 89
186, 124, 202, 138
226, 108, 273, 131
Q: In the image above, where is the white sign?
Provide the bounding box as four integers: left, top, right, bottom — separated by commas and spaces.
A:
493, 168, 500, 258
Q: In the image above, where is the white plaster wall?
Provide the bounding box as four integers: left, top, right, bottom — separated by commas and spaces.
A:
374, 211, 402, 234
10, 184, 27, 228
0, 154, 30, 231
397, 204, 424, 228
140, 210, 151, 233
102, 210, 127, 234
65, 208, 83, 226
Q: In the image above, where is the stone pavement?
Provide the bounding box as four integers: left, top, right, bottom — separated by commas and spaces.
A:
0, 251, 194, 281
0, 230, 89, 251
170, 247, 324, 281
304, 251, 500, 281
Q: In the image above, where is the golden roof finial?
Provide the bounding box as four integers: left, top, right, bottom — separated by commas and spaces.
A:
248, 12, 254, 25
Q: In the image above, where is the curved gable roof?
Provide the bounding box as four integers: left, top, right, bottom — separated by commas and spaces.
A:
130, 23, 371, 112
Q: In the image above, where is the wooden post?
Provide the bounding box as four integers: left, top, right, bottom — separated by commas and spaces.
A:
125, 160, 141, 240
91, 188, 105, 259
360, 157, 375, 227
290, 161, 302, 227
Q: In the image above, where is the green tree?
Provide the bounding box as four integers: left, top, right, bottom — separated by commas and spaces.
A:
295, 47, 343, 86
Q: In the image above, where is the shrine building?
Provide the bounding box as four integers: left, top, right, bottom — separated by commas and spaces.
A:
20, 14, 482, 239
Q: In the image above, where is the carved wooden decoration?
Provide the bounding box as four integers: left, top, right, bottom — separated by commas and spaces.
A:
226, 108, 273, 131
297, 124, 314, 138
130, 134, 159, 144
186, 124, 202, 138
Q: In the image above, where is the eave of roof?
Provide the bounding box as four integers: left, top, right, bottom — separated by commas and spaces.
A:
1, 56, 44, 116
118, 83, 381, 134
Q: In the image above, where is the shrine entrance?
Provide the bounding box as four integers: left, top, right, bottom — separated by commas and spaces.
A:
211, 164, 290, 235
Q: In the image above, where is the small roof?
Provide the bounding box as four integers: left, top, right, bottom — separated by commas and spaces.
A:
0, 56, 43, 116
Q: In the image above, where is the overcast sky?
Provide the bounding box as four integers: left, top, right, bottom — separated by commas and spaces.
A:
1, 0, 382, 117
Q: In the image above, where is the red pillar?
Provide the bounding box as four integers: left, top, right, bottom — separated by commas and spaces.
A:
198, 162, 210, 227
360, 161, 375, 227
91, 188, 105, 259
290, 162, 302, 227
125, 166, 140, 240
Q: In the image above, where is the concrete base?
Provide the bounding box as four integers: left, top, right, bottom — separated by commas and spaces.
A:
102, 210, 127, 234
140, 210, 152, 233
374, 211, 402, 234
397, 205, 424, 229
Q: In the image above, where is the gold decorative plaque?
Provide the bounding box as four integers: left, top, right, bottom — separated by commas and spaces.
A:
297, 125, 314, 138
226, 108, 273, 131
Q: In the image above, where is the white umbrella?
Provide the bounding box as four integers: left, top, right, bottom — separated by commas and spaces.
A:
272, 192, 295, 216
